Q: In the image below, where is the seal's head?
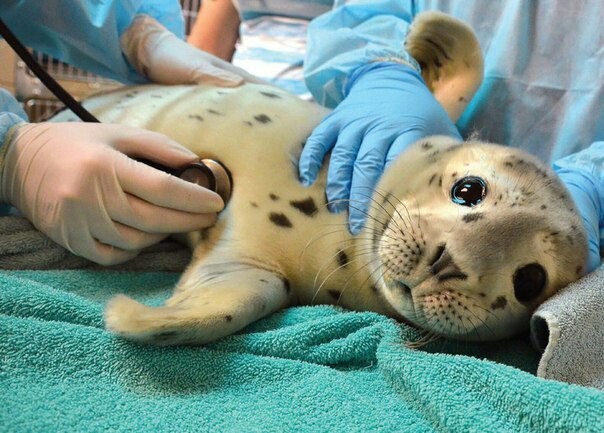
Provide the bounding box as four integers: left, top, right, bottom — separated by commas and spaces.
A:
363, 136, 588, 340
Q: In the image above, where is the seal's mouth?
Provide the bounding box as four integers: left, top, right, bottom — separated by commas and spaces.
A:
383, 252, 480, 339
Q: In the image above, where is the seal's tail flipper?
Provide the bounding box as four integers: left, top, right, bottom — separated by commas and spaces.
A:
104, 256, 291, 346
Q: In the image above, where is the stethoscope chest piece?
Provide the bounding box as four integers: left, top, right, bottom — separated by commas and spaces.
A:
177, 159, 232, 204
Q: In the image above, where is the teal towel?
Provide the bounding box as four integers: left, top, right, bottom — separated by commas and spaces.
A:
1, 270, 603, 432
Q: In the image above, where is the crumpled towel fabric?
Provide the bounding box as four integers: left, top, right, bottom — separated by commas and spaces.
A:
0, 216, 190, 271
531, 264, 604, 389
1, 270, 603, 432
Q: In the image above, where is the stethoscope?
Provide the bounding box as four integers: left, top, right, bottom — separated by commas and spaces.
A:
0, 18, 232, 204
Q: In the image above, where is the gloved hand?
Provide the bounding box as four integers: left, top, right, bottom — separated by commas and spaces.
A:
121, 15, 264, 86
0, 122, 224, 265
299, 62, 461, 234
554, 160, 603, 274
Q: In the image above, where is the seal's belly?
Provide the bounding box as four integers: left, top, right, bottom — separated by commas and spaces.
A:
56, 84, 367, 305
77, 84, 327, 175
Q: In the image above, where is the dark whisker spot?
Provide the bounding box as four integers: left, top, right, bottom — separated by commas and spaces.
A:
462, 212, 484, 223
290, 197, 318, 216
327, 289, 342, 301
254, 114, 272, 124
260, 91, 282, 99
269, 212, 293, 228
336, 250, 349, 267
188, 114, 204, 122
490, 297, 507, 310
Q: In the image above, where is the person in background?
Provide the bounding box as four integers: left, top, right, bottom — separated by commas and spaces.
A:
0, 0, 261, 266
190, 0, 603, 273
188, 0, 241, 62
188, 0, 332, 97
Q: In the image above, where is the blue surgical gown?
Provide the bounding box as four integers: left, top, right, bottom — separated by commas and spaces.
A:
303, 0, 603, 251
0, 0, 184, 143
305, 0, 604, 163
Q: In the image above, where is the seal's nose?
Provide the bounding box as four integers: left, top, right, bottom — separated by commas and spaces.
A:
429, 245, 467, 282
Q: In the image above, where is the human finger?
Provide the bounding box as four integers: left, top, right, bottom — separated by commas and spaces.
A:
63, 226, 139, 266
324, 127, 365, 213
114, 153, 224, 214
112, 127, 199, 169
299, 117, 339, 186
90, 220, 168, 252
348, 135, 392, 234
107, 191, 218, 234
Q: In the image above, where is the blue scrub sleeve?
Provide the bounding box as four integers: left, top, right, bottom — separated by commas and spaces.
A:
553, 142, 604, 270
0, 0, 185, 84
304, 0, 416, 108
0, 88, 28, 147
0, 88, 28, 213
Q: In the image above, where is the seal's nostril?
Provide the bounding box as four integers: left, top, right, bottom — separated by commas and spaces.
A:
429, 244, 446, 268
429, 244, 450, 274
429, 245, 467, 281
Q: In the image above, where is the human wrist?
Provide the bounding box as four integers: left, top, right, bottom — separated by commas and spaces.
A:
0, 112, 28, 149
121, 15, 169, 80
344, 61, 424, 98
0, 121, 28, 204
374, 49, 422, 74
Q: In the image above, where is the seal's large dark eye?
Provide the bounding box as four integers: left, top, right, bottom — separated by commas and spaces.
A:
513, 264, 547, 303
450, 176, 487, 207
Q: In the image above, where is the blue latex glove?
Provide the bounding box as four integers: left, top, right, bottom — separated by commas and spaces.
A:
299, 62, 461, 234
553, 144, 604, 273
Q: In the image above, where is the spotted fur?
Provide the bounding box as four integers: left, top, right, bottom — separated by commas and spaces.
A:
50, 12, 587, 346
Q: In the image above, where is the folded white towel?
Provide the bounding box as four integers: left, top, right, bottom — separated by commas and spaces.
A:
531, 265, 604, 389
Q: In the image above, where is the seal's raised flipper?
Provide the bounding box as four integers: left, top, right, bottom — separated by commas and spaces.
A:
405, 11, 484, 122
